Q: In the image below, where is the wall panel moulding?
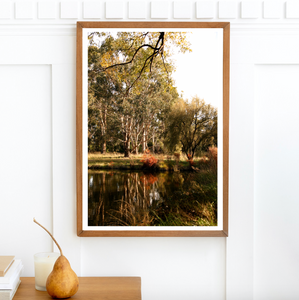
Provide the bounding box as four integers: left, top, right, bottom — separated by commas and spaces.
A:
61, 1, 78, 19
106, 1, 124, 18
83, 1, 102, 19
241, 1, 260, 19
15, 1, 34, 19
263, 1, 281, 19
128, 1, 147, 19
218, 1, 238, 19
0, 1, 12, 19
38, 2, 56, 19
1, 1, 299, 29
286, 1, 299, 19
196, 1, 214, 19
174, 1, 192, 19
151, 1, 169, 19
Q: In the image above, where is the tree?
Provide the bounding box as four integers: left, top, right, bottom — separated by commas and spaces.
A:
129, 63, 178, 154
165, 97, 217, 159
88, 45, 123, 153
88, 31, 191, 93
88, 31, 185, 157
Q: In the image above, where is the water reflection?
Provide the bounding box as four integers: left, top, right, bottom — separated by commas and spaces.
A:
88, 170, 186, 226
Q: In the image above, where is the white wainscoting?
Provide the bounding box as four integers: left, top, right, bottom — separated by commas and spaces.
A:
0, 64, 52, 275
1, 1, 299, 299
254, 64, 299, 300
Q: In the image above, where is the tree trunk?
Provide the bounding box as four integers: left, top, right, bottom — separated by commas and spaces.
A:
124, 133, 130, 157
102, 141, 106, 154
152, 131, 155, 153
121, 116, 130, 158
124, 145, 130, 157
142, 126, 146, 153
101, 107, 107, 154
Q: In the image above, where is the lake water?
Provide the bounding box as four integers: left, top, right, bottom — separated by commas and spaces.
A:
88, 170, 195, 226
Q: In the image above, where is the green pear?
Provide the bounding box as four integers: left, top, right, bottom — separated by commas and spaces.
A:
34, 218, 79, 298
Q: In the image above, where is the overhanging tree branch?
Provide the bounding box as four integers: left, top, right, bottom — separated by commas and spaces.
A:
104, 32, 167, 94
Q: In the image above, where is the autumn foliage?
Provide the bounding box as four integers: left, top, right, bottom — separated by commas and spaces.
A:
198, 147, 218, 172
140, 149, 158, 169
140, 174, 158, 190
208, 146, 217, 163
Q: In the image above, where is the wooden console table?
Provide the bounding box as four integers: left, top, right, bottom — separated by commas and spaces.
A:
14, 277, 141, 300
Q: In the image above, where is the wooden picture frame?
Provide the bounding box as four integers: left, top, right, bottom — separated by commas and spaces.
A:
77, 22, 229, 237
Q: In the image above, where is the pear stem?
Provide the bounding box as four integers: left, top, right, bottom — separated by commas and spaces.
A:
33, 218, 63, 256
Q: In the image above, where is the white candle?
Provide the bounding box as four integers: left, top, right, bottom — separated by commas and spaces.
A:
34, 252, 60, 291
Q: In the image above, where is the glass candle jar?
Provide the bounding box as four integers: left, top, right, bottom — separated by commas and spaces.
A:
34, 252, 60, 291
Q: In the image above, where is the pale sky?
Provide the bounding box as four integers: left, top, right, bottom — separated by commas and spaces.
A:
171, 29, 223, 109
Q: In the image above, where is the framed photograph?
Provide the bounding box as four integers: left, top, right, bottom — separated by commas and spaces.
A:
77, 22, 229, 237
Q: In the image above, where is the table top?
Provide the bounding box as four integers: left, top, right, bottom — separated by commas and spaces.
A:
14, 277, 141, 300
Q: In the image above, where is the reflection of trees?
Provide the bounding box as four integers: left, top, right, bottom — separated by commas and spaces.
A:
88, 171, 165, 226
88, 169, 218, 226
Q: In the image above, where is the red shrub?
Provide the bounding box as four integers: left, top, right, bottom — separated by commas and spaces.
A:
197, 147, 218, 172
140, 150, 158, 169
208, 147, 218, 167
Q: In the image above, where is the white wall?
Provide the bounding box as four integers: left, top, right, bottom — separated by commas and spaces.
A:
254, 65, 299, 300
1, 1, 299, 299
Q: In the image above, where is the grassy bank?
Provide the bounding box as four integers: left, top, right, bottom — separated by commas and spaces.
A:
151, 170, 217, 226
88, 152, 202, 170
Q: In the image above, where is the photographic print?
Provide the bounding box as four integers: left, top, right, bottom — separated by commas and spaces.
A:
77, 22, 229, 237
